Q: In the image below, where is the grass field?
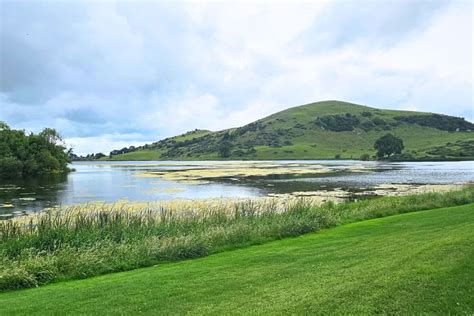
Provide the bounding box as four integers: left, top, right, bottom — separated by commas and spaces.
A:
1, 203, 473, 314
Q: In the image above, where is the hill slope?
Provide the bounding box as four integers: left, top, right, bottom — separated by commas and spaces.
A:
2, 203, 473, 314
109, 100, 474, 160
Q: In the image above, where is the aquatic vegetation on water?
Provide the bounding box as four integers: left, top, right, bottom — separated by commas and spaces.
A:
7, 196, 310, 225
18, 197, 36, 201
0, 185, 22, 190
135, 161, 377, 183
264, 183, 464, 201
144, 187, 185, 194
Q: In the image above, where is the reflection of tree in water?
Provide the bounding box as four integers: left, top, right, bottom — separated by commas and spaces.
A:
0, 173, 68, 215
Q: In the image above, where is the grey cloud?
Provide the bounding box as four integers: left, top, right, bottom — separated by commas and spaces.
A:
298, 0, 450, 51
63, 108, 105, 124
1, 1, 158, 102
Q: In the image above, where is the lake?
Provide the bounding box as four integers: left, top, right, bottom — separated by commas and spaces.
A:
1, 160, 473, 216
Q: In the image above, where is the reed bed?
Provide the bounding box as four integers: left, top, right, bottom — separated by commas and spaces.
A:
1, 185, 473, 291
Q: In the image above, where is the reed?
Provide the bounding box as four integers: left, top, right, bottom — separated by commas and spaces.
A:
1, 185, 473, 291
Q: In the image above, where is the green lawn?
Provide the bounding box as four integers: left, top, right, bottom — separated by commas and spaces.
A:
1, 203, 473, 314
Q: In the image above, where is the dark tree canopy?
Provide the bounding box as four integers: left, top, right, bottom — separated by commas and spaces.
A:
315, 113, 360, 132
218, 141, 233, 158
70, 152, 106, 161
394, 114, 474, 132
218, 133, 233, 158
374, 133, 404, 159
0, 122, 71, 178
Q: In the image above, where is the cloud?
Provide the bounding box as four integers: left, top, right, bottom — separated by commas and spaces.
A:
297, 0, 449, 51
0, 0, 472, 154
66, 134, 155, 156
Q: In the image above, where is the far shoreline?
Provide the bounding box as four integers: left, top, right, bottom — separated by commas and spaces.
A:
81, 157, 474, 163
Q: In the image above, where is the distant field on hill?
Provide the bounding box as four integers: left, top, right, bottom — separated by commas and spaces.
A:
106, 101, 474, 161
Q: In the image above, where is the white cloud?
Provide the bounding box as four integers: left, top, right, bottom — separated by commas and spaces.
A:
66, 134, 154, 156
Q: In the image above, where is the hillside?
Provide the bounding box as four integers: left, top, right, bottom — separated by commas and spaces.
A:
108, 100, 474, 160
2, 203, 473, 314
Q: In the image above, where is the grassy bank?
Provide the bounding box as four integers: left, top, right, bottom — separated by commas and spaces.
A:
1, 203, 473, 314
1, 186, 474, 291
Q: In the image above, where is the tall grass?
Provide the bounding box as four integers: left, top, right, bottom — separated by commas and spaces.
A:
1, 185, 473, 291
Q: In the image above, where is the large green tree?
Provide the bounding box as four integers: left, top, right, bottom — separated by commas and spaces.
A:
0, 122, 71, 178
374, 133, 404, 159
218, 133, 234, 158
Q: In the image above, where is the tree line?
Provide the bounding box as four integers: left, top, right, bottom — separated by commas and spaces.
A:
0, 122, 71, 178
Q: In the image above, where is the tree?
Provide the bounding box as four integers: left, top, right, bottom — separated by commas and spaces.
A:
218, 134, 233, 158
0, 123, 71, 178
95, 153, 106, 159
0, 156, 23, 177
374, 133, 404, 159
0, 121, 9, 130
218, 141, 232, 158
39, 128, 63, 146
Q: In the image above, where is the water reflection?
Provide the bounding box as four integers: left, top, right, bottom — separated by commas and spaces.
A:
0, 173, 68, 216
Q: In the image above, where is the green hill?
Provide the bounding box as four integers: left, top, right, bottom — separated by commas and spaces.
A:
108, 100, 474, 160
2, 203, 473, 314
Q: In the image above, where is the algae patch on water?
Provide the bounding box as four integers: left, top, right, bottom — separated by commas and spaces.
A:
366, 184, 465, 196
135, 161, 377, 183
144, 187, 185, 194
18, 197, 36, 201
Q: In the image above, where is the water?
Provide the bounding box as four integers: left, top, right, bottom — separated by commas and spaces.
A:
0, 160, 473, 215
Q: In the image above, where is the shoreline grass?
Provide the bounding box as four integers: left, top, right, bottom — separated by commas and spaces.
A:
1, 185, 474, 291
1, 203, 473, 314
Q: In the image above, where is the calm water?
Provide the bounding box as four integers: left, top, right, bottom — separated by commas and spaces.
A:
1, 160, 473, 215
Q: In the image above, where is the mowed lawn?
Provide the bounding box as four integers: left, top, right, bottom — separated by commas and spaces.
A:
1, 204, 473, 314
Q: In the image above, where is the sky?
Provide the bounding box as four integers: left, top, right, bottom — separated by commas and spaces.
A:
0, 0, 472, 155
